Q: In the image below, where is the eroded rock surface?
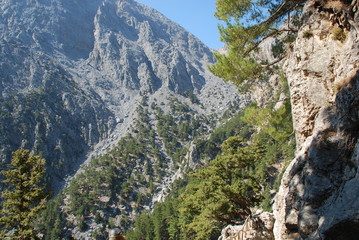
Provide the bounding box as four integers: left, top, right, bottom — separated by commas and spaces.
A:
284, 0, 359, 146
218, 212, 275, 240
274, 1, 359, 239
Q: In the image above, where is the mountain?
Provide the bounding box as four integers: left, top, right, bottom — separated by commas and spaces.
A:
0, 0, 243, 191
4, 0, 359, 239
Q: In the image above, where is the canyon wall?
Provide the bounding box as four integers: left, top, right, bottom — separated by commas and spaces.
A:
274, 1, 359, 239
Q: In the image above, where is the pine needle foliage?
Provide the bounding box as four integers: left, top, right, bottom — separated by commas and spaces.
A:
0, 149, 47, 240
178, 137, 264, 239
126, 76, 295, 240
210, 0, 305, 88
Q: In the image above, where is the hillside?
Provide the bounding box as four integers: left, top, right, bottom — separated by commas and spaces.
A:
122, 0, 359, 239
0, 0, 242, 192
2, 0, 359, 239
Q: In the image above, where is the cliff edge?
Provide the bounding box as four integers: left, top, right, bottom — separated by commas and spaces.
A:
274, 0, 359, 239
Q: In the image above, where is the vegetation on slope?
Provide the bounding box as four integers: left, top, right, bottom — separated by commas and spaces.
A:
36, 95, 236, 239
1, 1, 303, 239
126, 77, 295, 240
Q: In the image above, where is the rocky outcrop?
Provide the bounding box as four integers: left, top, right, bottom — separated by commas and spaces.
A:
218, 212, 275, 240
274, 0, 359, 239
274, 71, 359, 239
284, 0, 359, 147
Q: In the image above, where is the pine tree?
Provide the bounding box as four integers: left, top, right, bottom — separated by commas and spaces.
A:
210, 0, 306, 88
0, 149, 47, 239
178, 137, 264, 239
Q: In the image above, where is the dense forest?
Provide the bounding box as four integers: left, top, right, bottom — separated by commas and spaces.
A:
32, 94, 244, 239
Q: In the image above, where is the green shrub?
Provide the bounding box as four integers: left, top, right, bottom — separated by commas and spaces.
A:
332, 27, 346, 42
303, 30, 313, 39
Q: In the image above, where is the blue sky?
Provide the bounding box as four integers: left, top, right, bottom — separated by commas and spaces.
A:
135, 0, 224, 49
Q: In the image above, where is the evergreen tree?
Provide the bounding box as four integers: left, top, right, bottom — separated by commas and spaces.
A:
126, 97, 295, 239
178, 137, 264, 239
0, 149, 47, 239
210, 0, 306, 88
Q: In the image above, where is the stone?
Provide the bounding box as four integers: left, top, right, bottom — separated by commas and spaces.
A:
283, 0, 359, 147
218, 212, 275, 240
0, 0, 242, 192
273, 1, 359, 239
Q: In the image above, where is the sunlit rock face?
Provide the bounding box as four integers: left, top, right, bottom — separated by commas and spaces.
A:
0, 0, 241, 190
218, 212, 275, 240
274, 1, 359, 239
283, 0, 359, 147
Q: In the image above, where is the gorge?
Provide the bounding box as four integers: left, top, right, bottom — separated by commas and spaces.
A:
1, 0, 359, 239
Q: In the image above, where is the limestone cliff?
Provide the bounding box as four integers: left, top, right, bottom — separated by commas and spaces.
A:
274, 0, 359, 239
284, 0, 359, 147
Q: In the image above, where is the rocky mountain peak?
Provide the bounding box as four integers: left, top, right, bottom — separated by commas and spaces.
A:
0, 0, 242, 191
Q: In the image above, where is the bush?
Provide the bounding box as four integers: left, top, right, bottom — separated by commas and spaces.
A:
303, 30, 314, 39
332, 27, 346, 42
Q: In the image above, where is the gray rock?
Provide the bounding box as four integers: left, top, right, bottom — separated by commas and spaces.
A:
218, 212, 275, 240
274, 1, 359, 239
0, 0, 242, 191
283, 0, 359, 147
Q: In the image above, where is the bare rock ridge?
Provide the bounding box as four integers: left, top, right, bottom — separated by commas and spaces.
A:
0, 0, 240, 190
274, 0, 359, 239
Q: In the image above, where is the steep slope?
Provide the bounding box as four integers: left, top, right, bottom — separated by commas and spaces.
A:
0, 0, 241, 191
274, 1, 359, 239
50, 98, 241, 239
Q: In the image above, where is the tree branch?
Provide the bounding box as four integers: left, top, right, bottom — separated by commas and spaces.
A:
261, 55, 286, 68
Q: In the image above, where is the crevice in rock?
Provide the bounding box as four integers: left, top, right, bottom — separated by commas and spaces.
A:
324, 219, 359, 240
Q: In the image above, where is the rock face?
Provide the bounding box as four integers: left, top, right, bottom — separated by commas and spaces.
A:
274, 1, 359, 239
284, 0, 359, 147
0, 0, 240, 190
218, 212, 275, 240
